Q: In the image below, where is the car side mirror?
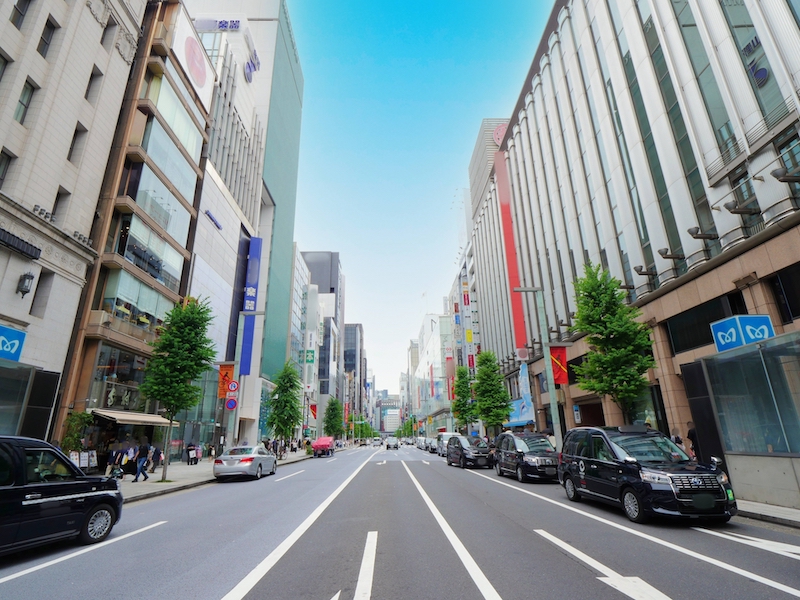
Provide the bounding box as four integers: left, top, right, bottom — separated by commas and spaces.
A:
710, 456, 721, 469
623, 456, 638, 465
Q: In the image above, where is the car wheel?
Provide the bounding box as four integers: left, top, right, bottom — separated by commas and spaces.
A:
255, 464, 263, 480
495, 461, 503, 477
564, 476, 581, 502
459, 456, 466, 469
516, 466, 525, 483
270, 460, 277, 475
80, 504, 115, 544
622, 488, 648, 523
446, 455, 452, 466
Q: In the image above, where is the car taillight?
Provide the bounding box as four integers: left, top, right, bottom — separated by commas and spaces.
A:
240, 457, 254, 463
558, 452, 562, 465
214, 459, 223, 464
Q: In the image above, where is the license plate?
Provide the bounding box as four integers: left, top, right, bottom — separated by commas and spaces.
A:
691, 493, 715, 510
477, 458, 486, 465
545, 467, 556, 475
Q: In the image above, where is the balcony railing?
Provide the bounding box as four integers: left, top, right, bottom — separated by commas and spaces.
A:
88, 310, 158, 345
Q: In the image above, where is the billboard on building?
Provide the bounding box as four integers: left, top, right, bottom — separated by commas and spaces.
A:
171, 5, 215, 111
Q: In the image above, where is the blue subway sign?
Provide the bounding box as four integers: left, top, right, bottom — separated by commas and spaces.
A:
0, 324, 26, 362
710, 314, 775, 353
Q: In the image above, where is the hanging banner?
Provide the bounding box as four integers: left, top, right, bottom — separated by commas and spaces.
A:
239, 237, 262, 376
310, 404, 317, 419
218, 363, 235, 398
551, 346, 568, 385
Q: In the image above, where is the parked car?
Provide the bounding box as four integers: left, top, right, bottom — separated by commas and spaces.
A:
386, 437, 399, 450
426, 438, 437, 453
436, 432, 458, 456
446, 435, 493, 468
558, 425, 737, 523
313, 437, 336, 457
214, 445, 277, 480
416, 437, 426, 449
494, 432, 558, 482
0, 435, 123, 556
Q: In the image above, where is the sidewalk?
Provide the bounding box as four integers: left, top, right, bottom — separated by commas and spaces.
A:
118, 450, 314, 504
737, 499, 800, 530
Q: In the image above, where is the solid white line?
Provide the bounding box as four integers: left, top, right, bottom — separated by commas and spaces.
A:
402, 462, 501, 600
275, 470, 304, 482
327, 458, 337, 463
422, 460, 429, 465
468, 470, 800, 597
693, 527, 800, 560
221, 451, 380, 600
0, 521, 167, 585
354, 531, 378, 600
535, 529, 617, 577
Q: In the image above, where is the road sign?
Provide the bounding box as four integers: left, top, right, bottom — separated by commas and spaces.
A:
227, 380, 239, 392
710, 314, 775, 352
225, 398, 238, 410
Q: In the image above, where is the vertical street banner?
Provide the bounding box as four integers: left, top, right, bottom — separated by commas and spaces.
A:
551, 347, 568, 385
310, 404, 317, 419
240, 237, 262, 376
218, 364, 235, 398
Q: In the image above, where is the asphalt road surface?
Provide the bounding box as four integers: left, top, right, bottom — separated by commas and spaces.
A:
2, 445, 799, 600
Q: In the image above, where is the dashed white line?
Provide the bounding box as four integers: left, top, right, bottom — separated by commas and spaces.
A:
275, 470, 304, 482
354, 531, 378, 599
0, 521, 167, 585
402, 461, 501, 600
327, 458, 337, 463
422, 460, 429, 465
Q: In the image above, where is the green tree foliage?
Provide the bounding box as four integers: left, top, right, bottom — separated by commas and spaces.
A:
61, 412, 94, 453
266, 362, 303, 444
571, 263, 656, 423
474, 351, 511, 433
349, 412, 375, 440
323, 397, 344, 438
139, 298, 215, 481
452, 365, 477, 431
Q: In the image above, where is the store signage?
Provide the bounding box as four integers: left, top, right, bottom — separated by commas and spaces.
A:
305, 349, 315, 363
0, 324, 26, 362
741, 35, 769, 88
710, 314, 775, 353
243, 28, 261, 83
193, 18, 241, 31
240, 237, 262, 376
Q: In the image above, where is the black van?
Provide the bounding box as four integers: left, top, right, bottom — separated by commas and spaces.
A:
0, 436, 123, 556
557, 426, 737, 523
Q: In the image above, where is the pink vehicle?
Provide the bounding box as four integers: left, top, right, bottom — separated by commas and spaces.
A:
311, 436, 335, 457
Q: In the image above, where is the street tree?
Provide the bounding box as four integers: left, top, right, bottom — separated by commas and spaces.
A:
474, 351, 511, 437
452, 365, 477, 432
266, 362, 303, 453
139, 298, 215, 481
323, 397, 344, 438
571, 263, 656, 424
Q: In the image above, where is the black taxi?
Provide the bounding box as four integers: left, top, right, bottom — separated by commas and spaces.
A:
557, 426, 737, 523
0, 436, 123, 556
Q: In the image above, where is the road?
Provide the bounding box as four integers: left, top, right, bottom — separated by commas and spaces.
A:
2, 445, 800, 600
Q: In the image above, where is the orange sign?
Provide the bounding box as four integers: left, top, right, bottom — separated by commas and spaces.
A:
310, 404, 317, 419
550, 347, 568, 385
217, 364, 235, 398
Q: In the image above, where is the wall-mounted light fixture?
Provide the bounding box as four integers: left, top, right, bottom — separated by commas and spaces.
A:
723, 200, 761, 215
634, 265, 658, 277
657, 248, 685, 260
17, 272, 35, 297
770, 167, 800, 183
687, 227, 719, 240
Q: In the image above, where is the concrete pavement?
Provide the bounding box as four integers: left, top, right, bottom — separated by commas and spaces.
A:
118, 449, 315, 504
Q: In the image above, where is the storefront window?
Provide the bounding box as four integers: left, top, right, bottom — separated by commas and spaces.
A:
118, 160, 191, 245
0, 360, 35, 435
142, 117, 198, 203
102, 269, 175, 332
115, 214, 183, 293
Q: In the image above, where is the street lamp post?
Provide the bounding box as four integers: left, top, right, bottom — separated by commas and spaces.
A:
514, 287, 563, 451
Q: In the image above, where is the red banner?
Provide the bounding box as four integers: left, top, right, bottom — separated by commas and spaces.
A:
310, 404, 317, 419
551, 347, 568, 385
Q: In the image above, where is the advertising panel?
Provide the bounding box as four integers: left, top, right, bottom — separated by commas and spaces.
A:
239, 237, 262, 376
171, 5, 215, 111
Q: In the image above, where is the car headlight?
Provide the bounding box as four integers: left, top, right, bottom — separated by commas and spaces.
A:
463, 449, 473, 457
523, 456, 538, 465
641, 470, 672, 485
717, 472, 729, 485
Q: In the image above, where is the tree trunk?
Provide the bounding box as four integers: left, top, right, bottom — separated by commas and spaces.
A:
161, 418, 173, 482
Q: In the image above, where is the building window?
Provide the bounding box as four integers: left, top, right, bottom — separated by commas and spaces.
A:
37, 17, 56, 58
0, 150, 13, 189
0, 54, 8, 82
100, 17, 117, 49
9, 0, 30, 30
84, 66, 102, 103
768, 261, 800, 324
665, 291, 748, 355
67, 123, 87, 164
13, 80, 34, 124
53, 189, 69, 226
29, 270, 54, 318
730, 168, 764, 237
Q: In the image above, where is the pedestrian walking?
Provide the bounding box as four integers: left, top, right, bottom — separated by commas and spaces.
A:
148, 446, 162, 473
132, 436, 150, 482
208, 443, 215, 462
187, 441, 197, 465
686, 422, 699, 459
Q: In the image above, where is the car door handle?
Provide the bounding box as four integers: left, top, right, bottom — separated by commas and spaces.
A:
25, 493, 42, 500
589, 464, 598, 469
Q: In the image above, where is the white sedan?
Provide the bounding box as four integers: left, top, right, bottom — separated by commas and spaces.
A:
213, 446, 277, 480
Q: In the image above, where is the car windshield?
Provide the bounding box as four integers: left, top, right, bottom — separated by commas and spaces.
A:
223, 447, 255, 456
610, 434, 690, 463
460, 437, 488, 449
517, 437, 555, 453
387, 438, 397, 443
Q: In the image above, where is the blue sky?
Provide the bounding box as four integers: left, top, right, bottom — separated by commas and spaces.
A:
287, 0, 554, 393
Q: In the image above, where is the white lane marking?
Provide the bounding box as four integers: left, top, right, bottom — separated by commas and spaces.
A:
221, 451, 380, 600
468, 471, 800, 598
376, 460, 386, 465
354, 531, 378, 600
0, 521, 167, 585
535, 530, 672, 600
693, 527, 800, 560
327, 458, 337, 463
402, 461, 501, 600
275, 470, 304, 482
422, 460, 429, 465
329, 592, 341, 600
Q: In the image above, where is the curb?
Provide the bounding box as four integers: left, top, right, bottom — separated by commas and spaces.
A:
737, 509, 800, 531
121, 453, 315, 505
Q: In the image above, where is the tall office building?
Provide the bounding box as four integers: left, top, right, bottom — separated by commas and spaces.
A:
344, 323, 366, 417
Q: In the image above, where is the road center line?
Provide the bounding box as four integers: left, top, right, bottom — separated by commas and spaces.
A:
0, 521, 167, 585
402, 462, 501, 600
468, 470, 800, 597
275, 470, 304, 482
354, 531, 378, 600
221, 451, 380, 600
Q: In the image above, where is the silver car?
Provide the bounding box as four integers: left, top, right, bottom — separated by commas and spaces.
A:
213, 446, 277, 480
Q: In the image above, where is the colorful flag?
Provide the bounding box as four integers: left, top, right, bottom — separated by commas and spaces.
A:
551, 347, 568, 385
